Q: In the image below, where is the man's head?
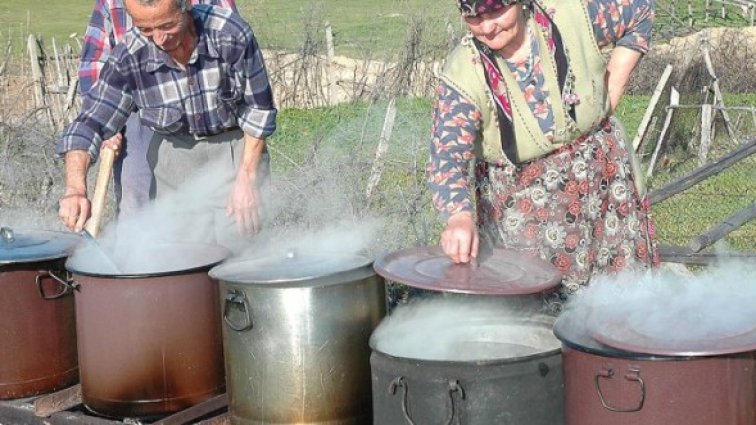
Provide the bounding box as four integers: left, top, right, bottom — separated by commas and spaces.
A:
457, 0, 519, 17
124, 0, 193, 52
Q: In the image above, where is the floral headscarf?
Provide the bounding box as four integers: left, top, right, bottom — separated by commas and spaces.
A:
457, 0, 519, 17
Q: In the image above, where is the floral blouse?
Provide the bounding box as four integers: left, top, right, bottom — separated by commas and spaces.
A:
428, 0, 654, 216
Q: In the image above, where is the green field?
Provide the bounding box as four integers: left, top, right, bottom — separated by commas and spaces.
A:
0, 0, 457, 57
1, 0, 754, 57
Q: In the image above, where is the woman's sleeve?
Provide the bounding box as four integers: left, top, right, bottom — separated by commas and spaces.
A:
585, 0, 655, 53
427, 81, 480, 217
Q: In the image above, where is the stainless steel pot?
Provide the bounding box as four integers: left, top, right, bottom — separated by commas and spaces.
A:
65, 241, 229, 419
0, 227, 79, 399
370, 310, 564, 425
209, 252, 386, 425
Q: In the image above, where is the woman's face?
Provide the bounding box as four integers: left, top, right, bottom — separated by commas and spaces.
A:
464, 4, 524, 52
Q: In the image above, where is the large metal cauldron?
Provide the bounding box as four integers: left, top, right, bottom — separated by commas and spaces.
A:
370, 309, 563, 425
554, 309, 756, 425
0, 227, 79, 399
209, 252, 386, 425
65, 241, 229, 418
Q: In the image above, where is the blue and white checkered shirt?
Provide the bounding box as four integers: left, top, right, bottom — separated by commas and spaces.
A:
57, 5, 276, 160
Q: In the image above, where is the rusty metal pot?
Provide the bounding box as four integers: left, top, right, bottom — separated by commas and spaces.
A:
554, 309, 756, 425
0, 227, 79, 399
65, 241, 229, 419
209, 252, 386, 425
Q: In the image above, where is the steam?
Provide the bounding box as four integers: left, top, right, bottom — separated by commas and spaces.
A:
371, 297, 560, 361
565, 260, 756, 353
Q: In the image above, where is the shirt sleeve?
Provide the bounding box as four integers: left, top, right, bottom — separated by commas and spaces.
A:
78, 0, 115, 95
585, 0, 655, 54
232, 28, 277, 138
427, 81, 479, 217
57, 53, 134, 161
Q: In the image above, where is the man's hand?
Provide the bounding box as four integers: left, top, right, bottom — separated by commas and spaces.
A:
58, 150, 91, 232
440, 212, 479, 264
226, 172, 261, 235
101, 133, 123, 158
226, 134, 266, 235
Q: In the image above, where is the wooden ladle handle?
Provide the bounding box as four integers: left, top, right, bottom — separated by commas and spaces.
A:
84, 147, 116, 238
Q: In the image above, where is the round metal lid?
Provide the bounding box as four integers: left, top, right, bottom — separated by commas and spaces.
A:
373, 246, 562, 295
209, 250, 374, 285
0, 227, 79, 265
586, 300, 756, 356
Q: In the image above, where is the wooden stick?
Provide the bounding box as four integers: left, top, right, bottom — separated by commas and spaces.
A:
84, 147, 116, 238
689, 202, 756, 252
633, 64, 673, 151
647, 138, 756, 205
646, 87, 679, 178
701, 37, 737, 143
365, 98, 397, 201
699, 104, 713, 165
152, 394, 228, 425
33, 384, 82, 417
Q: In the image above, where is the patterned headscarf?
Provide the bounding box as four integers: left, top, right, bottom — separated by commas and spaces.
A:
457, 0, 519, 17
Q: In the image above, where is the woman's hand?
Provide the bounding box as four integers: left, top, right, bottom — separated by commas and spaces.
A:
440, 212, 479, 264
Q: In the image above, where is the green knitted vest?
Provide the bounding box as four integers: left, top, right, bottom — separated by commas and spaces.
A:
440, 0, 609, 163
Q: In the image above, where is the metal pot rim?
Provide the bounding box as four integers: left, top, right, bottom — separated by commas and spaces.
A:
0, 228, 78, 265
370, 342, 561, 365
209, 253, 375, 286
65, 242, 229, 277
553, 311, 753, 360
370, 313, 561, 364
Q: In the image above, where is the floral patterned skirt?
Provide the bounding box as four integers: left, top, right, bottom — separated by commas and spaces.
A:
476, 117, 659, 303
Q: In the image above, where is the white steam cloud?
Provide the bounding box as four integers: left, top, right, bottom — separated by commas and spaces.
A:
565, 260, 756, 355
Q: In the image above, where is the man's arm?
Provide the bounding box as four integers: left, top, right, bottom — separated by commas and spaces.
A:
58, 150, 92, 232
226, 133, 266, 234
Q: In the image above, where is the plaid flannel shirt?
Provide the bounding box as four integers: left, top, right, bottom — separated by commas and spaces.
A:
78, 0, 237, 95
58, 5, 276, 160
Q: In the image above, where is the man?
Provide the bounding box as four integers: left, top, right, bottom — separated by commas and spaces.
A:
78, 0, 237, 219
58, 0, 276, 237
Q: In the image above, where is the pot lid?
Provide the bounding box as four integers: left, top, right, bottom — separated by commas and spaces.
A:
586, 299, 756, 356
373, 246, 561, 295
0, 227, 79, 265
209, 250, 373, 285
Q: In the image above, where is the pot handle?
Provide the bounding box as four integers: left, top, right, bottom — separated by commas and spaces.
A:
36, 270, 79, 300
595, 366, 645, 412
388, 376, 465, 425
223, 289, 253, 332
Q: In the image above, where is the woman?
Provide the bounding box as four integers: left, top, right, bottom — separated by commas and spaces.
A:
428, 0, 659, 298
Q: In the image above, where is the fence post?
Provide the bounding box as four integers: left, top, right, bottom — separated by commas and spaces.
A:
647, 87, 679, 178
324, 21, 337, 106
633, 64, 673, 152
699, 104, 713, 166
365, 98, 397, 202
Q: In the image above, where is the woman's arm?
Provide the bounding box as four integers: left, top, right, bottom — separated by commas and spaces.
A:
428, 81, 481, 262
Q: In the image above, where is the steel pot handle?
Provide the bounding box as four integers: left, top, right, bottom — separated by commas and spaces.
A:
595, 366, 645, 412
223, 289, 253, 332
388, 376, 466, 425
36, 270, 79, 300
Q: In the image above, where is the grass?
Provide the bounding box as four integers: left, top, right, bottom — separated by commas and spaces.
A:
267, 95, 755, 253
1, 0, 753, 56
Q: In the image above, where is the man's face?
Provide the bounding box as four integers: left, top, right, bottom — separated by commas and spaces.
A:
125, 0, 190, 52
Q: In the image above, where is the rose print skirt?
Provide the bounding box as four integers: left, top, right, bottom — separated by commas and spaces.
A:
476, 117, 658, 306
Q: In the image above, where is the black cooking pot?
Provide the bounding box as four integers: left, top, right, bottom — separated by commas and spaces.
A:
370, 309, 563, 425
554, 309, 755, 425
0, 227, 79, 399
